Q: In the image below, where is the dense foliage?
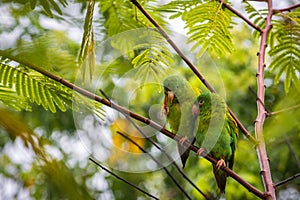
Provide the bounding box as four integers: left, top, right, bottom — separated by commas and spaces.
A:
0, 0, 299, 199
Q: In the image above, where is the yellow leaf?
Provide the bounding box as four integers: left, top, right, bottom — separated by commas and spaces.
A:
108, 119, 145, 165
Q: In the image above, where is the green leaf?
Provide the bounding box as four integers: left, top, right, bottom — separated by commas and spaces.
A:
268, 12, 300, 93
182, 1, 233, 57
0, 60, 105, 118
78, 0, 95, 83
30, 0, 37, 9
39, 0, 53, 17
52, 92, 67, 112
48, 0, 63, 15
45, 88, 57, 113
244, 2, 266, 38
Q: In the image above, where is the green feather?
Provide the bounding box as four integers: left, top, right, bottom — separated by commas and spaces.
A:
163, 75, 198, 168
194, 93, 238, 193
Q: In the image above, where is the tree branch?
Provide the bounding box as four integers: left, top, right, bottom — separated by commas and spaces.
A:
89, 157, 159, 200
130, 0, 257, 144
266, 104, 300, 117
254, 0, 276, 199
0, 51, 265, 199
274, 173, 300, 188
99, 90, 209, 199
116, 131, 193, 200
220, 0, 263, 33
285, 138, 300, 170
273, 3, 300, 14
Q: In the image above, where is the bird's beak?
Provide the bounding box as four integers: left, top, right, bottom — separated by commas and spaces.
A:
192, 104, 200, 116
167, 91, 174, 103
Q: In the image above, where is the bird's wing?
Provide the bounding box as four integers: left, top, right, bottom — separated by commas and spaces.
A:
226, 116, 238, 170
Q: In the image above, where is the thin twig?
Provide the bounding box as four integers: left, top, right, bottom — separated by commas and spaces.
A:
89, 157, 159, 200
273, 3, 300, 14
130, 0, 257, 144
255, 0, 276, 199
123, 119, 209, 199
99, 90, 210, 199
285, 137, 300, 170
220, 0, 263, 32
267, 104, 300, 117
274, 173, 300, 188
116, 131, 192, 200
125, 117, 209, 199
249, 86, 300, 117
0, 51, 265, 199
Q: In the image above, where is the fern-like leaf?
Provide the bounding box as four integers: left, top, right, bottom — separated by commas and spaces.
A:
0, 86, 31, 111
99, 0, 139, 36
98, 1, 171, 88
157, 0, 202, 19
243, 1, 276, 44
107, 27, 173, 89
0, 63, 70, 112
244, 2, 267, 29
0, 60, 104, 118
126, 29, 173, 85
269, 11, 300, 93
37, 0, 67, 17
159, 1, 233, 57
184, 1, 233, 57
11, 31, 78, 80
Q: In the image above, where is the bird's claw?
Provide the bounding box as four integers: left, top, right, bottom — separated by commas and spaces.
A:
216, 159, 226, 169
196, 148, 206, 156
179, 136, 189, 146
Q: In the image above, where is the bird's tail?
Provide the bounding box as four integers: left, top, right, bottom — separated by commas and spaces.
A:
212, 164, 227, 193
177, 144, 190, 169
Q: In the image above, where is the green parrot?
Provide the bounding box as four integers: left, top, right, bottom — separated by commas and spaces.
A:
192, 92, 238, 193
162, 75, 199, 168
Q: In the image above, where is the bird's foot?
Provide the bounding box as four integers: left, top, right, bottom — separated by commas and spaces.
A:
179, 136, 189, 146
216, 159, 226, 169
196, 148, 206, 156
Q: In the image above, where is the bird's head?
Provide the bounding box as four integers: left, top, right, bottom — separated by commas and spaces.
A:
192, 93, 212, 116
163, 75, 185, 103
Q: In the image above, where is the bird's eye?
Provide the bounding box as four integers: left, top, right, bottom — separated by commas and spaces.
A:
176, 85, 179, 89
199, 99, 204, 105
